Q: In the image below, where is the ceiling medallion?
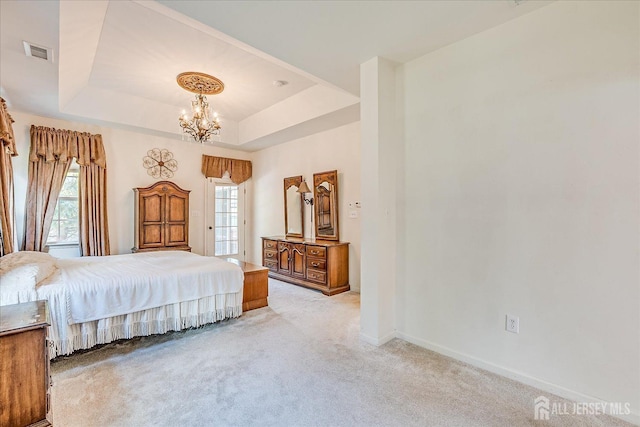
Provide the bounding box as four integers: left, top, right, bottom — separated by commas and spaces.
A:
176, 72, 224, 95
143, 148, 178, 179
177, 72, 224, 143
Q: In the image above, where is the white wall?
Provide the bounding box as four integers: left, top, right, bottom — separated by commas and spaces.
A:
250, 121, 361, 291
10, 111, 251, 256
395, 0, 639, 420
359, 57, 398, 344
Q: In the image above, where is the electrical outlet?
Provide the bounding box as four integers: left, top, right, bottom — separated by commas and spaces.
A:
506, 315, 519, 334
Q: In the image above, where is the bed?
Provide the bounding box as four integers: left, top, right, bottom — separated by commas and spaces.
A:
0, 250, 244, 358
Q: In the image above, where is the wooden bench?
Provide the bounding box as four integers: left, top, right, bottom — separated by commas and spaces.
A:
225, 258, 269, 311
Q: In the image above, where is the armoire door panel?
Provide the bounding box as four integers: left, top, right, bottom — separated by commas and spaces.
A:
142, 194, 163, 223
166, 195, 186, 222
166, 224, 186, 245
142, 224, 163, 245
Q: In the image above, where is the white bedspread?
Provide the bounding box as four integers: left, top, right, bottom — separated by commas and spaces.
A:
49, 251, 243, 324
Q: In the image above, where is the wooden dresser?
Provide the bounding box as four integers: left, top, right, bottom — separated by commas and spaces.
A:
133, 181, 191, 253
261, 236, 349, 295
0, 300, 51, 427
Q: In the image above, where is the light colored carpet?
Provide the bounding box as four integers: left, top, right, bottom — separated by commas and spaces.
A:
51, 279, 632, 427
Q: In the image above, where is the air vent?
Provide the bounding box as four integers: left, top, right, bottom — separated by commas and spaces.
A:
23, 41, 53, 62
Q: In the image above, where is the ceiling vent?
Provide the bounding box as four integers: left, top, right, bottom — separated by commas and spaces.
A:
23, 41, 53, 62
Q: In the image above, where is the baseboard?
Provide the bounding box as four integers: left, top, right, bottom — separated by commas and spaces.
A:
359, 330, 396, 346
396, 332, 640, 426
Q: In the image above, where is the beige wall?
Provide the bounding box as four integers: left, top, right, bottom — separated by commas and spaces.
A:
8, 111, 360, 291
250, 121, 361, 291
10, 111, 250, 256
394, 1, 639, 421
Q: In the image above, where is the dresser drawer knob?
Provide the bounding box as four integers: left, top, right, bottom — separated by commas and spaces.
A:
312, 262, 319, 267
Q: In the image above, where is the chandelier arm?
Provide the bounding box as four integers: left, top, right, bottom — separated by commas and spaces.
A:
178, 90, 222, 143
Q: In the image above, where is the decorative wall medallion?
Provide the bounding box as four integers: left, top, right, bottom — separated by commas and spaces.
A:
143, 148, 178, 179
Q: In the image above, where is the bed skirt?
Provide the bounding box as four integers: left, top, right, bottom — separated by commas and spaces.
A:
47, 291, 243, 359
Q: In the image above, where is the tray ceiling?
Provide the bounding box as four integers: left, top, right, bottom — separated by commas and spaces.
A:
0, 0, 551, 151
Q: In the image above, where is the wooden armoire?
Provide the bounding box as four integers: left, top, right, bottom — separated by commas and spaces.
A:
133, 181, 191, 252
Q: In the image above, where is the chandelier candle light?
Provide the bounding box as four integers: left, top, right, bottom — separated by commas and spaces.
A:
177, 72, 224, 143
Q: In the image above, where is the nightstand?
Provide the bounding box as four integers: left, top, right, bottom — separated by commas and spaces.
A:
224, 258, 269, 311
0, 300, 52, 426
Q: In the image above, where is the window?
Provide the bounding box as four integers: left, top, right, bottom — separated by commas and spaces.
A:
214, 184, 239, 256
47, 167, 79, 245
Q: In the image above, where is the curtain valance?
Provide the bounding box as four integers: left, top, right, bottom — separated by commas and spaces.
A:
29, 125, 107, 169
0, 98, 17, 156
201, 155, 252, 184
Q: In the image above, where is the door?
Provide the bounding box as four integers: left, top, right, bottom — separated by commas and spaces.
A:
278, 242, 291, 274
290, 243, 306, 279
139, 190, 165, 249
206, 178, 245, 260
165, 193, 188, 247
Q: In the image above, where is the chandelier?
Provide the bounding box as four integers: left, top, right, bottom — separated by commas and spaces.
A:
177, 72, 224, 143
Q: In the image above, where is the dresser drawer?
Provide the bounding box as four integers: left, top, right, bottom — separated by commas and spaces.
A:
264, 249, 277, 261
306, 268, 327, 284
306, 245, 326, 259
306, 257, 326, 271
263, 239, 277, 250
264, 260, 277, 271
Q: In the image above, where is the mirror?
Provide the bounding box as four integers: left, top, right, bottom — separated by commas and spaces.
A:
284, 176, 303, 238
313, 170, 339, 241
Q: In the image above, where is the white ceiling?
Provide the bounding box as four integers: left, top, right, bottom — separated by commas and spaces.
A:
90, 1, 316, 122
0, 0, 551, 151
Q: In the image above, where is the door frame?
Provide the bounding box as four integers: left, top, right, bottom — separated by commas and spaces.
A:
204, 177, 246, 260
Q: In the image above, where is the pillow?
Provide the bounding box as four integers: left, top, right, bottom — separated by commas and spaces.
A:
0, 264, 38, 306
0, 250, 55, 266
0, 251, 57, 284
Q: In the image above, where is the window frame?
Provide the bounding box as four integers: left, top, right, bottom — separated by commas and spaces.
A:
46, 165, 80, 247
205, 176, 246, 260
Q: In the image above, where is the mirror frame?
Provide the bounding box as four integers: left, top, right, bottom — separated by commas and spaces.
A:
313, 170, 339, 241
284, 175, 304, 238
